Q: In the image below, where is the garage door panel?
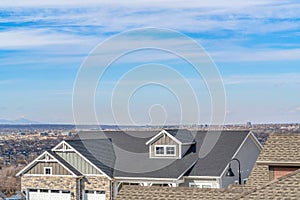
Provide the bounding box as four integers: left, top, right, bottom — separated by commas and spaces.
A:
28, 189, 71, 200
84, 190, 106, 200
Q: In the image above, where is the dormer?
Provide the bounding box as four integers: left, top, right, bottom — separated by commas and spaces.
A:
146, 129, 195, 159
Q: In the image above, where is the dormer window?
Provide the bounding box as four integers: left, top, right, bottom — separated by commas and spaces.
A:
146, 129, 195, 159
155, 146, 164, 155
166, 146, 175, 155
154, 145, 176, 156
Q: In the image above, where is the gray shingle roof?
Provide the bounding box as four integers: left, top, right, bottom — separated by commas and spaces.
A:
47, 151, 82, 176
186, 130, 249, 177
67, 130, 250, 179
165, 129, 195, 144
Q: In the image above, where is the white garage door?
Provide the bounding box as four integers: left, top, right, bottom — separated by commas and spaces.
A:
28, 189, 71, 200
84, 190, 106, 200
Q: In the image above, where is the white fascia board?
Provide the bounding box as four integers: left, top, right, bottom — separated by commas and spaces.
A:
115, 177, 177, 181
181, 142, 196, 145
145, 130, 182, 145
51, 140, 65, 151
183, 176, 220, 179
256, 161, 300, 165
249, 131, 263, 150
16, 151, 48, 177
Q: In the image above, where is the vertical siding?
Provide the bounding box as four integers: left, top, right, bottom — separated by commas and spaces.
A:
220, 135, 261, 188
57, 152, 102, 175
27, 162, 71, 175
150, 135, 180, 158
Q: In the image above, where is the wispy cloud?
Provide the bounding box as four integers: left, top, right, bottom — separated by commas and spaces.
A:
1, 1, 299, 34
0, 0, 300, 123
223, 73, 300, 86
0, 0, 276, 9
1, 0, 299, 64
288, 106, 300, 113
212, 48, 300, 62
0, 29, 95, 49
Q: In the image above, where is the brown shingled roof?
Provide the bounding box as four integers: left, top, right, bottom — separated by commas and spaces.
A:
116, 169, 300, 200
257, 133, 300, 163
235, 169, 300, 200
116, 185, 240, 200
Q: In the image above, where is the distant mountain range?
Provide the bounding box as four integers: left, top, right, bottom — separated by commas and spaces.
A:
0, 118, 40, 124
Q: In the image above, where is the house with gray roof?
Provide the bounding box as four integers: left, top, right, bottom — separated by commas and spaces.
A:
17, 129, 261, 200
116, 133, 300, 200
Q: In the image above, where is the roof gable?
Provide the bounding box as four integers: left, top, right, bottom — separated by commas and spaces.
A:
16, 151, 82, 177
145, 129, 195, 145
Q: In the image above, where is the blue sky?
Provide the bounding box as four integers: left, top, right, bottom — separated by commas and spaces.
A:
0, 0, 300, 124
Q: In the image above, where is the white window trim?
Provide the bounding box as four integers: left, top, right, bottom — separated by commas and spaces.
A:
44, 167, 52, 175
154, 145, 176, 157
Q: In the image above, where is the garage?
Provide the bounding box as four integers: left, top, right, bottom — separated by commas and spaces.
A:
83, 190, 106, 200
28, 189, 71, 200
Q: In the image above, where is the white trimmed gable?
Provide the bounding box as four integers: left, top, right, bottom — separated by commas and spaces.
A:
16, 151, 79, 177
145, 130, 181, 145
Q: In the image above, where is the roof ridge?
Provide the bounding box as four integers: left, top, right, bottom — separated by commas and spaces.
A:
66, 138, 112, 141
269, 133, 300, 136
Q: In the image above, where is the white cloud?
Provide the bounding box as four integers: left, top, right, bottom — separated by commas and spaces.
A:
0, 29, 95, 49
0, 0, 300, 66
223, 73, 300, 86
0, 0, 274, 9
1, 0, 299, 34
211, 48, 300, 62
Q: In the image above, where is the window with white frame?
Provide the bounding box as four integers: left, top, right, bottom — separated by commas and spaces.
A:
154, 145, 176, 156
189, 182, 213, 188
44, 167, 52, 175
155, 146, 164, 155
166, 146, 175, 155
